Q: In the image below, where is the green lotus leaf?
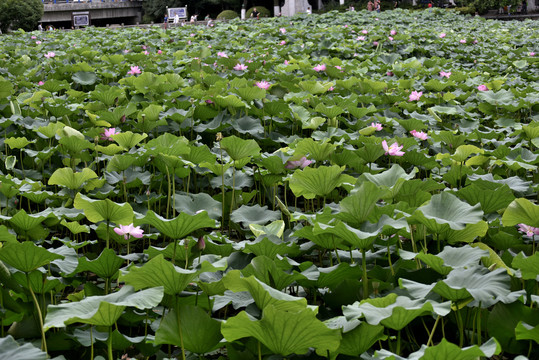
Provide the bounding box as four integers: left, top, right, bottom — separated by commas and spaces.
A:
90, 85, 125, 107
288, 165, 354, 199
433, 266, 511, 306
249, 220, 285, 238
0, 225, 17, 243
0, 241, 64, 273
44, 285, 164, 330
348, 104, 377, 119
36, 122, 65, 139
439, 220, 489, 245
299, 80, 333, 94
145, 133, 190, 157
317, 263, 362, 289
0, 78, 14, 99
478, 89, 515, 106
235, 87, 266, 102
512, 252, 539, 280
361, 164, 417, 190
72, 71, 98, 85
457, 183, 515, 214
173, 192, 222, 220
315, 103, 344, 118
74, 193, 134, 225
339, 181, 389, 227
469, 174, 531, 193
329, 321, 386, 358
0, 335, 47, 360
223, 270, 307, 312
119, 254, 197, 295
220, 135, 261, 161
502, 198, 539, 228
222, 305, 341, 356
155, 305, 223, 354
5, 155, 16, 170
5, 137, 33, 150
230, 204, 280, 227
488, 302, 539, 354
515, 321, 539, 344
77, 248, 124, 280
58, 136, 94, 154
411, 245, 489, 276
301, 116, 326, 130
451, 145, 484, 163
141, 210, 216, 239
413, 192, 484, 232
60, 219, 90, 235
244, 235, 301, 259
105, 154, 138, 172
230, 115, 264, 135
242, 255, 301, 291
111, 131, 148, 150
343, 293, 450, 330
48, 167, 98, 190
293, 138, 336, 162
8, 209, 49, 232
373, 338, 501, 360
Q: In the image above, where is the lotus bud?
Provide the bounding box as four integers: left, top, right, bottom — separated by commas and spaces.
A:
197, 236, 206, 251
183, 238, 190, 250
216, 132, 223, 141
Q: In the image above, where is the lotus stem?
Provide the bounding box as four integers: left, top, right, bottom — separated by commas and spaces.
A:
166, 166, 171, 219
107, 326, 113, 360
258, 340, 262, 360
175, 299, 187, 360
27, 273, 47, 353
90, 326, 94, 360
362, 249, 368, 299
477, 306, 482, 346
427, 315, 441, 346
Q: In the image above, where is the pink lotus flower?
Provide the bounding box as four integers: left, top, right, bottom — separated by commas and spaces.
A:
362, 29, 368, 34
284, 60, 289, 65
280, 40, 286, 45
127, 66, 141, 75
206, 99, 214, 104
31, 35, 37, 39
38, 81, 44, 86
410, 130, 428, 140
382, 140, 405, 156
477, 84, 488, 91
279, 27, 286, 34
44, 52, 55, 58
190, 33, 195, 37
285, 156, 313, 169
335, 65, 343, 70
208, 45, 212, 48
124, 49, 130, 53
388, 36, 394, 41
217, 51, 228, 58
518, 224, 539, 237
157, 50, 162, 54
313, 64, 326, 72
114, 223, 144, 241
390, 30, 397, 36
386, 71, 394, 76
141, 45, 147, 50
255, 81, 271, 90
373, 41, 379, 46
102, 127, 119, 141
143, 50, 149, 55
36, 41, 42, 45
234, 63, 248, 71
439, 33, 446, 38
529, 52, 535, 56
328, 86, 335, 91
439, 71, 451, 78
409, 91, 423, 101
357, 36, 365, 41
459, 39, 466, 44
371, 122, 383, 131
473, 40, 478, 44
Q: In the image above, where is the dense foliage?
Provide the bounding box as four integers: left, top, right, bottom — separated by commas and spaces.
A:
0, 0, 43, 33
0, 8, 538, 360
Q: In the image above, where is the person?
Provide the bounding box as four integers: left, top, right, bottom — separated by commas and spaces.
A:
204, 14, 210, 20
306, 6, 312, 14
522, 0, 527, 14
38, 24, 43, 31
174, 14, 179, 24
190, 15, 195, 23
367, 0, 374, 11
394, 0, 398, 8
251, 7, 260, 19
375, 0, 381, 12
163, 13, 168, 29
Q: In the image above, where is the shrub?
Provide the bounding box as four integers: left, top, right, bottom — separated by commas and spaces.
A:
246, 6, 271, 18
216, 10, 240, 20
0, 0, 43, 33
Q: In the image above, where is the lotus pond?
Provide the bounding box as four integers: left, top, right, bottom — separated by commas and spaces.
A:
0, 7, 538, 360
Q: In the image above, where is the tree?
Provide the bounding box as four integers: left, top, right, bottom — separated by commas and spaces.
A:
0, 0, 43, 33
